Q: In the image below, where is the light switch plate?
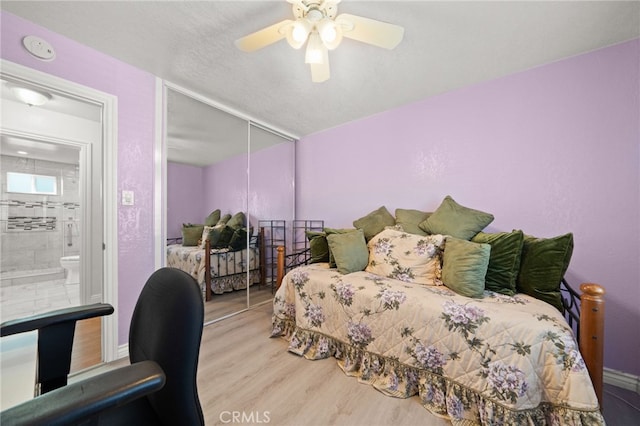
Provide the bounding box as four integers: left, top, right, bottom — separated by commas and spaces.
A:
122, 190, 134, 206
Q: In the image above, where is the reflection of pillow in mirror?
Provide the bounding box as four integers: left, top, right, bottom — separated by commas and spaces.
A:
229, 227, 248, 251
226, 212, 246, 229
366, 228, 444, 285
306, 231, 329, 263
182, 224, 204, 247
204, 209, 221, 226
326, 229, 368, 274
200, 226, 216, 249
395, 208, 431, 236
353, 206, 396, 241
419, 196, 494, 240
208, 224, 234, 249
441, 237, 490, 298
217, 214, 231, 225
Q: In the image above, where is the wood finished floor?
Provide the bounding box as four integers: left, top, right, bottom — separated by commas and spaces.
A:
69, 286, 274, 373
78, 301, 640, 425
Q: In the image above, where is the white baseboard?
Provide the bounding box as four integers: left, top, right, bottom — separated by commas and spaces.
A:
604, 367, 640, 394
117, 343, 129, 361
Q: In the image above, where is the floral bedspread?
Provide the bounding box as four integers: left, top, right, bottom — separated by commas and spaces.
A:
166, 244, 259, 295
271, 263, 604, 425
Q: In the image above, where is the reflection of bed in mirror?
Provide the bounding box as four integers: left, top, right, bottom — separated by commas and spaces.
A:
165, 83, 297, 321
166, 229, 262, 301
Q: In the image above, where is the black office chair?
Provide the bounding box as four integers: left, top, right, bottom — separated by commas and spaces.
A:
1, 267, 205, 426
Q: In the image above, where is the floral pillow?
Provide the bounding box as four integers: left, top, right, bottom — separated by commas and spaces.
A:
199, 226, 216, 249
366, 228, 445, 285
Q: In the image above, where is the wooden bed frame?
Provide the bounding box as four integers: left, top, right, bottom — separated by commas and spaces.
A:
274, 247, 606, 409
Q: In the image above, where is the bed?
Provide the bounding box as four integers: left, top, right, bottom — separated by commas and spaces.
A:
167, 229, 262, 301
270, 201, 605, 425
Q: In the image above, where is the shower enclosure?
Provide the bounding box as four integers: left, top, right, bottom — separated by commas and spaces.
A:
0, 145, 81, 321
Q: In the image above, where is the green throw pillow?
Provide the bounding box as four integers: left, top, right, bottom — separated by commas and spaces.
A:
353, 206, 396, 241
306, 231, 330, 263
228, 227, 248, 251
226, 212, 246, 229
204, 209, 221, 226
471, 230, 524, 296
516, 232, 574, 311
441, 237, 490, 298
207, 224, 235, 249
395, 208, 431, 236
325, 228, 356, 267
419, 195, 494, 240
217, 214, 231, 225
326, 229, 369, 274
182, 224, 204, 247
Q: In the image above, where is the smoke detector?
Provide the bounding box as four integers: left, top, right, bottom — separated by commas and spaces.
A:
22, 35, 56, 61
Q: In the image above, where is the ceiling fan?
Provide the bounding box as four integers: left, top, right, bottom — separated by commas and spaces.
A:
235, 0, 404, 83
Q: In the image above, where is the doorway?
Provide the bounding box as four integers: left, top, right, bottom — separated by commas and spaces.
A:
0, 60, 118, 366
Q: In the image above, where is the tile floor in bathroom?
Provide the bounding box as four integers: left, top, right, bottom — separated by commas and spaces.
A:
0, 269, 79, 322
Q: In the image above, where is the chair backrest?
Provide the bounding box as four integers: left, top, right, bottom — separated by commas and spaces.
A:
128, 267, 205, 426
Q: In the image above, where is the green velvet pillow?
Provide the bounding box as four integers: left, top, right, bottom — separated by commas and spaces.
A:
471, 230, 524, 296
353, 206, 396, 241
228, 227, 248, 251
306, 231, 330, 263
204, 209, 221, 226
226, 212, 246, 230
326, 229, 369, 274
441, 237, 490, 298
325, 228, 356, 267
395, 208, 431, 236
182, 224, 204, 247
207, 224, 235, 249
516, 232, 574, 311
419, 196, 494, 240
217, 213, 231, 225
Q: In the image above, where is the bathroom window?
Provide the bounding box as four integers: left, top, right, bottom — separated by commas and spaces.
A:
7, 172, 58, 195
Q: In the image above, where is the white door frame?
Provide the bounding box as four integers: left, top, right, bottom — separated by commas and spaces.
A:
1, 59, 119, 362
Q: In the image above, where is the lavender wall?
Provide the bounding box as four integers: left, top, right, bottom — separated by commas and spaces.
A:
202, 153, 248, 223
1, 11, 157, 346
167, 141, 295, 249
167, 162, 204, 238
296, 39, 640, 376
248, 142, 295, 226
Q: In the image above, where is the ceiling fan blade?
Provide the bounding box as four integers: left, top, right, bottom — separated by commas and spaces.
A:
310, 59, 330, 83
235, 19, 294, 52
336, 13, 404, 49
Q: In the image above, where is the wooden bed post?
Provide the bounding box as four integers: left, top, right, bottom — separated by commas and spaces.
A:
579, 283, 605, 409
276, 246, 285, 291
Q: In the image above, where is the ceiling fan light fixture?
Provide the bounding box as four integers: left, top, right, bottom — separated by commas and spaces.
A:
284, 19, 312, 49
237, 0, 404, 82
317, 18, 343, 50
305, 32, 326, 64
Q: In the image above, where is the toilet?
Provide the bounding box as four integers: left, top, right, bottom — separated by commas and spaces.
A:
60, 255, 80, 285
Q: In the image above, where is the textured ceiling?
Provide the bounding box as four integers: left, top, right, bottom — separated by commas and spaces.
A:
2, 1, 639, 141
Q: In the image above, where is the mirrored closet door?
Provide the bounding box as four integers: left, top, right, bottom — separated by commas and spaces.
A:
247, 123, 295, 308
165, 86, 249, 323
165, 85, 296, 323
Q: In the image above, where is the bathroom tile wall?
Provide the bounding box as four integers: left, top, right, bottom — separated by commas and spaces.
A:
1, 154, 80, 276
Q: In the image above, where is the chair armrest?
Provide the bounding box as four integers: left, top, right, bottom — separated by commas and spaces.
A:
0, 360, 165, 425
1, 303, 114, 336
